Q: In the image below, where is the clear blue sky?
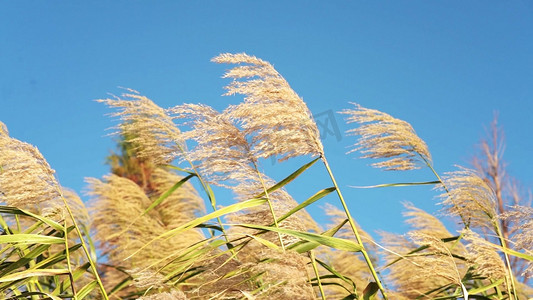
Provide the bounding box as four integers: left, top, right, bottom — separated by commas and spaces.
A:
1, 1, 532, 235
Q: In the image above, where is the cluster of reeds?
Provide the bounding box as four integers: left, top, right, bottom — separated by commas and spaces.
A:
0, 54, 531, 299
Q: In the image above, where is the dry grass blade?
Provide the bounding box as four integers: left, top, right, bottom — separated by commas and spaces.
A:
340, 103, 431, 170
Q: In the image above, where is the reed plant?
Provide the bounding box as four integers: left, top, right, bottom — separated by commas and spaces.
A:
0, 54, 531, 299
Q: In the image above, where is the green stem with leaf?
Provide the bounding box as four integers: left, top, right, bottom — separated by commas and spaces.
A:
321, 156, 388, 300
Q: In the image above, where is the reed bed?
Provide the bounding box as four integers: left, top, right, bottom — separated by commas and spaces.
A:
0, 54, 531, 299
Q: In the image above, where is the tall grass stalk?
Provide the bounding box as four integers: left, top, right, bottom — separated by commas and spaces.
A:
309, 250, 326, 300
62, 212, 77, 298
58, 192, 109, 300
321, 156, 388, 299
254, 165, 286, 251
494, 222, 518, 299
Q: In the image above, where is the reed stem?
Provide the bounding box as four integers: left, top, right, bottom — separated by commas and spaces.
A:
59, 193, 109, 300
321, 156, 388, 300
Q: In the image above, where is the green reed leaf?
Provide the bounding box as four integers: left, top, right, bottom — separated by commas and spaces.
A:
237, 224, 362, 252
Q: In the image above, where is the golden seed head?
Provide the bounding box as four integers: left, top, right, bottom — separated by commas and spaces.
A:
169, 103, 253, 186
437, 167, 498, 229
340, 103, 431, 170
98, 91, 185, 165
213, 52, 324, 162
402, 202, 453, 239
462, 230, 508, 282
0, 127, 61, 209
0, 121, 8, 136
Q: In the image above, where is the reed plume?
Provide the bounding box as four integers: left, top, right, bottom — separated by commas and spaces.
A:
463, 229, 508, 283
88, 174, 167, 264
402, 202, 456, 239
437, 167, 498, 229
173, 102, 319, 242
169, 103, 253, 186
0, 122, 61, 209
213, 53, 324, 162
0, 121, 8, 136
382, 232, 463, 298
87, 171, 205, 295
340, 103, 431, 170
138, 290, 187, 300
98, 90, 185, 165
230, 170, 320, 244
151, 168, 205, 227
501, 205, 533, 279
247, 249, 316, 299
381, 203, 468, 298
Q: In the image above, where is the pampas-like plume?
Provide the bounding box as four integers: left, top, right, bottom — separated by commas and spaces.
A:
0, 121, 8, 136
98, 91, 185, 165
463, 230, 508, 282
169, 103, 253, 186
229, 169, 320, 246
501, 205, 533, 278
137, 290, 188, 300
172, 102, 319, 240
87, 172, 205, 294
248, 249, 316, 299
407, 232, 464, 284
501, 205, 533, 253
402, 202, 455, 240
212, 53, 324, 162
381, 231, 464, 299
0, 123, 61, 209
381, 204, 468, 298
438, 167, 498, 229
61, 188, 91, 227
340, 103, 431, 170
151, 168, 205, 227
88, 174, 168, 263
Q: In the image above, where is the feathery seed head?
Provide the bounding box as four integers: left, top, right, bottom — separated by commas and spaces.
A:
248, 249, 315, 299
87, 170, 205, 286
169, 103, 253, 185
87, 174, 162, 262
0, 121, 8, 136
0, 128, 61, 209
213, 53, 324, 162
501, 205, 533, 251
129, 268, 168, 290
501, 205, 533, 278
98, 91, 185, 165
463, 230, 508, 282
62, 188, 91, 227
340, 103, 432, 170
402, 202, 453, 239
150, 168, 205, 227
231, 175, 317, 245
137, 290, 188, 300
382, 230, 464, 298
407, 232, 463, 285
437, 167, 498, 229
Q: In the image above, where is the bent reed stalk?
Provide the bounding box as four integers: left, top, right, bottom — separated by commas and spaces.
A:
321, 156, 389, 299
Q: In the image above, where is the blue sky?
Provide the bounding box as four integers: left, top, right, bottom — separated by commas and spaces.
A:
1, 1, 532, 235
